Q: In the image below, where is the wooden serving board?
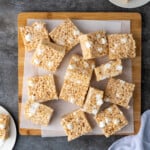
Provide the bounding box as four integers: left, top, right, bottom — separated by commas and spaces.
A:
18, 12, 141, 136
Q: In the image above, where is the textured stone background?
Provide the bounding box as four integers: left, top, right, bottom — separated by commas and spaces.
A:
0, 0, 149, 150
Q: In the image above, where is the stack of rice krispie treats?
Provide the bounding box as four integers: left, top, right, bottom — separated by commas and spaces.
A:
20, 18, 136, 141
0, 114, 10, 142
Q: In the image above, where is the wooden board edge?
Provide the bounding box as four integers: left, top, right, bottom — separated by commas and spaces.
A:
18, 12, 141, 136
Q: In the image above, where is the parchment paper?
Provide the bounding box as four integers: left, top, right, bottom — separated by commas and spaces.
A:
20, 19, 134, 137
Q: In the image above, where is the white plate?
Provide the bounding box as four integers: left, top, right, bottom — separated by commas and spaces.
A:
109, 0, 150, 8
0, 106, 17, 150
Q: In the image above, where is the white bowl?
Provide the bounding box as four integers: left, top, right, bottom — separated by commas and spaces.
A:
109, 0, 150, 8
0, 106, 17, 150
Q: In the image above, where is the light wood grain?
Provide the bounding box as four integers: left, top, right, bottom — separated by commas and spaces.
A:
18, 12, 141, 136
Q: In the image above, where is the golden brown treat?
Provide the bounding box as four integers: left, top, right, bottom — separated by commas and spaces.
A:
104, 78, 135, 108
79, 31, 108, 59
28, 74, 58, 102
20, 22, 49, 51
59, 54, 95, 107
32, 39, 65, 72
64, 54, 95, 86
59, 79, 89, 107
61, 109, 92, 141
49, 19, 82, 53
94, 59, 123, 81
94, 105, 128, 137
83, 87, 104, 115
24, 99, 54, 126
108, 34, 136, 59
0, 114, 10, 140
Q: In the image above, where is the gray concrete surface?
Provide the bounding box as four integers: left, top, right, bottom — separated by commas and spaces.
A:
0, 0, 149, 150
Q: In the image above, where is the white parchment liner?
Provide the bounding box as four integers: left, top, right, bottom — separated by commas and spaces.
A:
20, 19, 134, 137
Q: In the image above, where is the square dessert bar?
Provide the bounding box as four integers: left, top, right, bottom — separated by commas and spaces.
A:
28, 74, 58, 102
20, 22, 49, 51
59, 80, 89, 107
94, 105, 128, 137
108, 34, 136, 59
79, 31, 108, 59
94, 59, 123, 81
65, 54, 95, 86
49, 19, 82, 53
0, 114, 10, 140
61, 109, 92, 141
32, 39, 65, 72
83, 87, 104, 115
24, 99, 54, 126
105, 78, 135, 108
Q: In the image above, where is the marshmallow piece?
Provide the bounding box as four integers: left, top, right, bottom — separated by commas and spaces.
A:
92, 109, 98, 115
69, 97, 75, 103
28, 80, 34, 87
67, 123, 73, 130
113, 118, 120, 125
25, 33, 32, 42
107, 107, 112, 113
33, 59, 40, 65
105, 63, 111, 69
0, 124, 5, 129
116, 65, 123, 71
121, 38, 127, 44
97, 47, 103, 53
105, 97, 110, 102
105, 117, 111, 124
47, 61, 54, 67
96, 95, 103, 106
85, 41, 92, 48
99, 121, 105, 128
101, 38, 107, 44
34, 24, 42, 30
68, 64, 76, 70
116, 93, 121, 98
29, 95, 36, 100
28, 102, 40, 117
73, 30, 80, 36
37, 49, 44, 56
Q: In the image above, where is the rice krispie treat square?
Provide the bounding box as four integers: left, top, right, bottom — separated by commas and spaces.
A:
32, 39, 65, 72
79, 31, 108, 59
64, 54, 95, 86
83, 87, 104, 115
94, 59, 123, 81
59, 80, 89, 107
108, 34, 136, 59
20, 22, 49, 51
105, 78, 135, 108
61, 109, 92, 141
0, 114, 10, 140
94, 105, 128, 137
49, 19, 82, 53
28, 74, 58, 102
24, 99, 54, 126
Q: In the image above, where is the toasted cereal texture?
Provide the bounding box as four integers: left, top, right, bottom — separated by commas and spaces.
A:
61, 109, 92, 141
32, 38, 65, 72
94, 59, 123, 81
108, 34, 136, 59
27, 74, 58, 102
105, 78, 135, 108
83, 87, 104, 115
79, 31, 108, 59
65, 54, 95, 86
59, 80, 89, 107
94, 105, 128, 137
49, 19, 82, 53
20, 22, 49, 51
24, 99, 54, 126
0, 114, 10, 140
